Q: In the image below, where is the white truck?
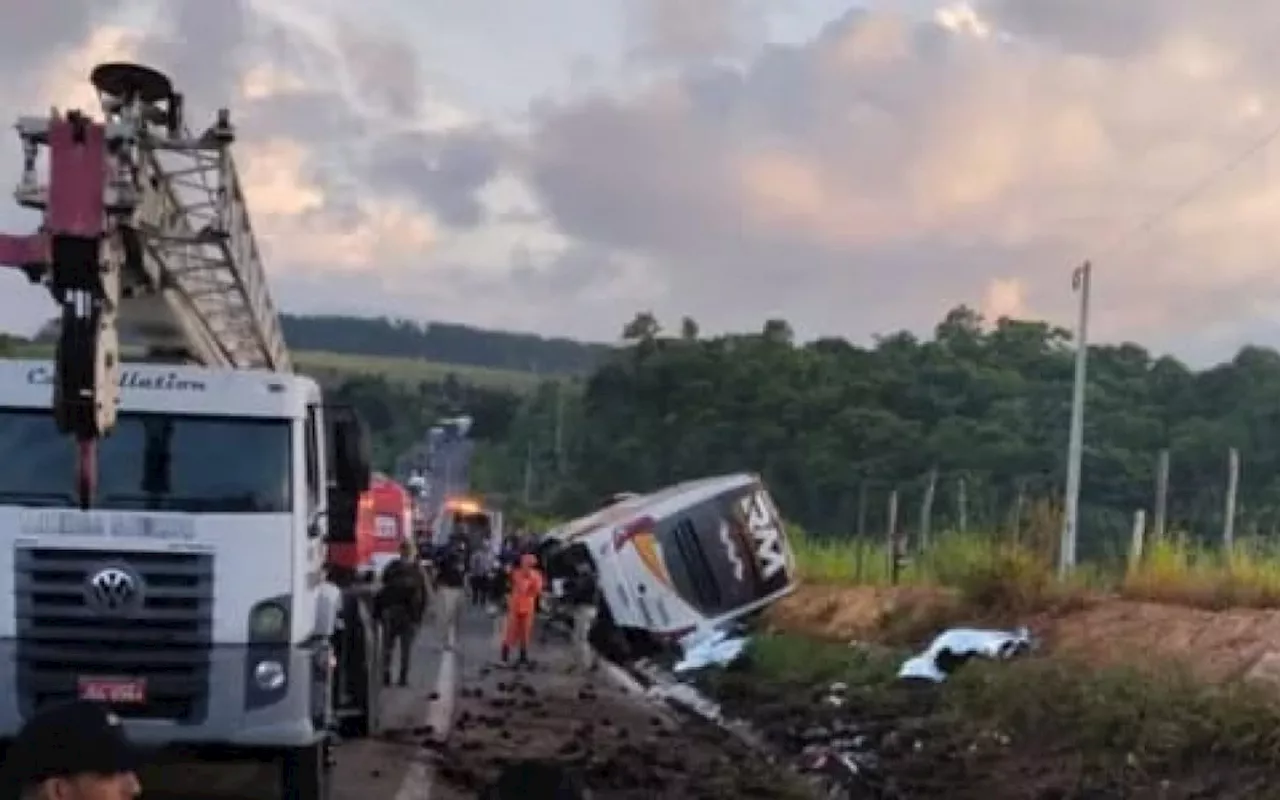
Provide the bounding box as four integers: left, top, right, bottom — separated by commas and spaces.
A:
0, 63, 379, 798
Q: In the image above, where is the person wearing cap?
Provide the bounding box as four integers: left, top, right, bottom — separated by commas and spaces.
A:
0, 699, 143, 799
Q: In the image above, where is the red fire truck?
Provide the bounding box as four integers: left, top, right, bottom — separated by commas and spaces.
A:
327, 473, 413, 582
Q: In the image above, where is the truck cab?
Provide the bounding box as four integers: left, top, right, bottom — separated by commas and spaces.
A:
0, 359, 372, 796
432, 496, 502, 555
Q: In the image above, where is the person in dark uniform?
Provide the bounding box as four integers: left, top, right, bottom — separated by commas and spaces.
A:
434, 533, 470, 640
566, 565, 601, 673
469, 546, 494, 606
375, 540, 428, 686
0, 700, 144, 799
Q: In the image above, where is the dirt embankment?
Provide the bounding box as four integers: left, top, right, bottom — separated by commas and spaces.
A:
687, 584, 1280, 798
768, 583, 1280, 682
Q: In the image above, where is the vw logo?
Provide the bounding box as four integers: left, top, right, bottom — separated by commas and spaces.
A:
85, 566, 142, 614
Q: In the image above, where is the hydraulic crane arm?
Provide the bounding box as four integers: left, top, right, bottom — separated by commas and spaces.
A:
0, 62, 292, 505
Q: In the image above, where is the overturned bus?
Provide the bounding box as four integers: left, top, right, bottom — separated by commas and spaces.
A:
538, 473, 797, 662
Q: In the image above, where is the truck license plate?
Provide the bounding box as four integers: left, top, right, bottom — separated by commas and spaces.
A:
78, 677, 146, 703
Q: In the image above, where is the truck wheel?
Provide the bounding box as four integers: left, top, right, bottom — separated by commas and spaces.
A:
280, 741, 329, 800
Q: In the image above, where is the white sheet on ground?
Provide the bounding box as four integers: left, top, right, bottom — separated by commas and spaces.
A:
898, 626, 1032, 682
674, 629, 750, 673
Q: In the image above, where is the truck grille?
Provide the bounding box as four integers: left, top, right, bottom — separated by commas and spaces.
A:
15, 548, 214, 722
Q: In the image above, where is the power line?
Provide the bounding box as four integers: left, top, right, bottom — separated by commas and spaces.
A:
1090, 110, 1280, 261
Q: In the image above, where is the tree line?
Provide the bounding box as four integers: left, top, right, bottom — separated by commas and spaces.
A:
11, 303, 1277, 560
475, 307, 1280, 559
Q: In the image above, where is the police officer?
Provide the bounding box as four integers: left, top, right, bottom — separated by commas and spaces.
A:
469, 545, 494, 607
434, 533, 469, 643
0, 700, 144, 800
566, 565, 601, 674
376, 540, 429, 686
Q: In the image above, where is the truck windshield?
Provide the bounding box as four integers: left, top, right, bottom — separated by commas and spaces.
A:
0, 409, 292, 513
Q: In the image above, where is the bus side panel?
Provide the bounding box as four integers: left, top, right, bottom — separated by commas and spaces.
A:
607, 520, 711, 639
582, 529, 645, 629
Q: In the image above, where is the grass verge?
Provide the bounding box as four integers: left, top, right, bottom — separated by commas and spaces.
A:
293, 349, 541, 390
793, 529, 1280, 613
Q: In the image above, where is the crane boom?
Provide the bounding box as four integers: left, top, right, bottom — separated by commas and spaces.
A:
0, 62, 291, 503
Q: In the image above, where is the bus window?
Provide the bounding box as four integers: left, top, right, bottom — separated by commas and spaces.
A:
671, 518, 724, 611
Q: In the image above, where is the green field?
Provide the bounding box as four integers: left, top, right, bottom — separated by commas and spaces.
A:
9, 342, 544, 391
293, 349, 541, 390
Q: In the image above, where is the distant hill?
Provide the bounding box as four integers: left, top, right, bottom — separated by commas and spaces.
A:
279, 315, 610, 375
27, 314, 612, 377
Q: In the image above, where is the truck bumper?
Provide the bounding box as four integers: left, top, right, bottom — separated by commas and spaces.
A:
0, 638, 330, 750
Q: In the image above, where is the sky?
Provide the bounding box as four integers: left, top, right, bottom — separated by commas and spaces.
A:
2, 0, 1280, 362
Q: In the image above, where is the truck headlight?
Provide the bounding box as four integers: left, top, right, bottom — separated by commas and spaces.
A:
253, 659, 286, 691
248, 600, 289, 642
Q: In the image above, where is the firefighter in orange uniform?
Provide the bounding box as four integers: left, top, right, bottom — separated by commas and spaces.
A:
501, 553, 544, 666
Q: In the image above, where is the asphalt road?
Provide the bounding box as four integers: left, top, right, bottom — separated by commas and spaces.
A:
137, 606, 480, 800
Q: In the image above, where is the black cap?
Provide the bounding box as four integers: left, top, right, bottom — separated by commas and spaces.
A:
1, 701, 143, 788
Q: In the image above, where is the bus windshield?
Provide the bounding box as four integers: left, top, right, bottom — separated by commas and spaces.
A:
0, 409, 292, 513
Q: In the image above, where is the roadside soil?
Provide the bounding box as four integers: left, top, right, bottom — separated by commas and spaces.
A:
429, 649, 811, 799
685, 583, 1280, 797
701, 662, 1278, 799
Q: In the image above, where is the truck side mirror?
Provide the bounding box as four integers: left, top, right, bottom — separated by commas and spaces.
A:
326, 404, 372, 494
324, 404, 371, 544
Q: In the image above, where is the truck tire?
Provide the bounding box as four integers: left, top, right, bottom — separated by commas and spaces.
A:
280, 741, 329, 800
348, 621, 383, 738
338, 594, 383, 738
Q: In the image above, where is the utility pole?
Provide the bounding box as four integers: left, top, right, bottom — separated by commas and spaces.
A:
1060, 260, 1092, 577
1223, 446, 1240, 551
1153, 449, 1170, 542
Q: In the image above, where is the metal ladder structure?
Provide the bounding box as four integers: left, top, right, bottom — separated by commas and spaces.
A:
0, 62, 291, 500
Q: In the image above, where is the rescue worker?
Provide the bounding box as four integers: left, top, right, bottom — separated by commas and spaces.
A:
566, 564, 601, 673
434, 533, 469, 643
375, 540, 428, 686
501, 552, 545, 667
0, 700, 144, 799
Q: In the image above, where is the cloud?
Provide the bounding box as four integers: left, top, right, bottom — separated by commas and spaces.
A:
0, 0, 508, 336
510, 2, 1280, 357
6, 0, 1280, 362
623, 0, 768, 63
